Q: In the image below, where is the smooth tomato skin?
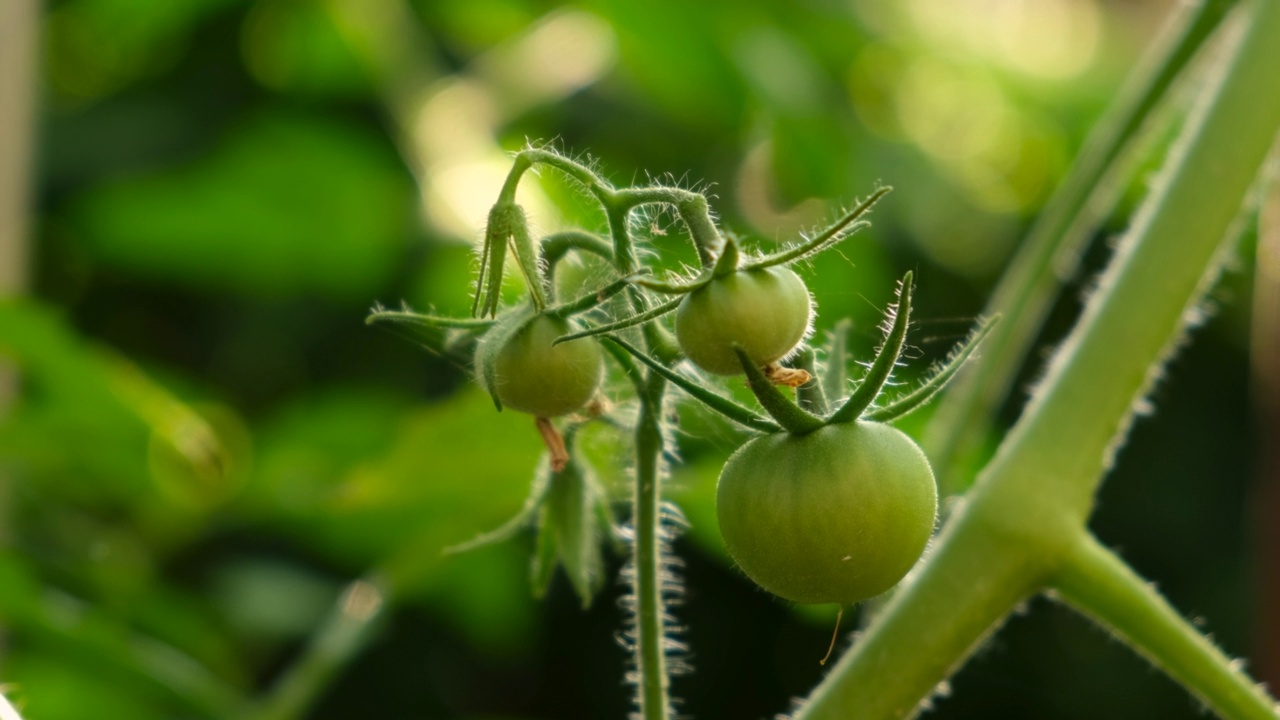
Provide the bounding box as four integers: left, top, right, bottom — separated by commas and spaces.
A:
675, 266, 811, 375
487, 315, 603, 417
716, 421, 937, 605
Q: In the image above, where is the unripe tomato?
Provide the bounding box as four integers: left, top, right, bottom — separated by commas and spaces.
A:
480, 315, 604, 417
716, 421, 937, 605
675, 267, 811, 375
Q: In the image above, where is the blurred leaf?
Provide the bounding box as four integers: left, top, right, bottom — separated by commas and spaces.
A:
0, 575, 245, 720
45, 0, 242, 101
587, 0, 749, 126
266, 387, 541, 560
242, 0, 372, 96
4, 652, 169, 720
249, 385, 551, 650
0, 300, 240, 514
73, 112, 413, 299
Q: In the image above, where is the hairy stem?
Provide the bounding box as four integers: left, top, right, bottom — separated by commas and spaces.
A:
924, 0, 1240, 493
1053, 534, 1279, 720
632, 372, 671, 720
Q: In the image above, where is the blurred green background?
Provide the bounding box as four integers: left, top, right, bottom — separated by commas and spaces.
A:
0, 0, 1269, 718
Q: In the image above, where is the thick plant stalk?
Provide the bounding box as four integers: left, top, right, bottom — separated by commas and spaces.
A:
1054, 534, 1279, 720
793, 0, 1280, 716
924, 0, 1239, 492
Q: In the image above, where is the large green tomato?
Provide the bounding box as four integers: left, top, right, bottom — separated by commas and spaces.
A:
675, 266, 811, 375
716, 421, 937, 605
481, 315, 604, 417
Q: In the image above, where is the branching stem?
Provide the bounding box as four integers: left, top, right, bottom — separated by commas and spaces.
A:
1053, 534, 1280, 720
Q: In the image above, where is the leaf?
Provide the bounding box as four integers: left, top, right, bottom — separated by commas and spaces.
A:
532, 448, 607, 608
443, 457, 552, 556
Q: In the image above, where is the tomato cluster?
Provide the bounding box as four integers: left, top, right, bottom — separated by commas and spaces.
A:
373, 162, 962, 610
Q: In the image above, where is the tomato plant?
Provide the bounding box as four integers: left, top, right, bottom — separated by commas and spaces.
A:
368, 5, 1280, 708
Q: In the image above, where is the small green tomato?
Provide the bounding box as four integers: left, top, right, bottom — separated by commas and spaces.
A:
481, 315, 603, 417
716, 421, 937, 605
675, 266, 812, 375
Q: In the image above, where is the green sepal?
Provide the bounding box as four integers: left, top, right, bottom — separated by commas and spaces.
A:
473, 304, 537, 412
547, 270, 651, 319
743, 187, 891, 271
867, 314, 1001, 423
553, 297, 683, 346
365, 306, 495, 330
603, 335, 781, 433
829, 272, 914, 424
531, 445, 609, 608
734, 346, 825, 434
473, 201, 546, 317
711, 235, 741, 278
442, 456, 552, 556
634, 273, 712, 295
507, 205, 548, 312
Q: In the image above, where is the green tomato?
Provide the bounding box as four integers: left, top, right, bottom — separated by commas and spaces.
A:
675, 266, 812, 375
481, 315, 604, 417
716, 421, 937, 605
